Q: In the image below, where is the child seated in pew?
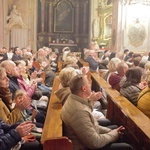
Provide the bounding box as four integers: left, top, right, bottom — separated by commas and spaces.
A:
14, 90, 37, 122
14, 90, 43, 141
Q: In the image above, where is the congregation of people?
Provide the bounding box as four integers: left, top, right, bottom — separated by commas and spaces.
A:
0, 43, 150, 150
0, 46, 57, 150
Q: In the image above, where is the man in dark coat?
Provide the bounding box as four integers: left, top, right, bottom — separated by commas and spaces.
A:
0, 119, 42, 150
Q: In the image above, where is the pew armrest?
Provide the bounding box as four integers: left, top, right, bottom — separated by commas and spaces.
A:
43, 136, 73, 150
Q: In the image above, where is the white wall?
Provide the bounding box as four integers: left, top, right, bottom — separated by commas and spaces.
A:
123, 4, 150, 52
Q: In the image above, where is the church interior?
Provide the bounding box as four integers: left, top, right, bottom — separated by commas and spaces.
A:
1, 0, 150, 53
0, 0, 150, 150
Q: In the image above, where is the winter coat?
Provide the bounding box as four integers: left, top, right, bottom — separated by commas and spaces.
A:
8, 76, 20, 99
0, 99, 22, 125
120, 81, 141, 106
62, 94, 119, 150
17, 76, 36, 98
0, 119, 21, 150
137, 87, 150, 118
0, 86, 13, 111
55, 87, 70, 105
86, 55, 99, 72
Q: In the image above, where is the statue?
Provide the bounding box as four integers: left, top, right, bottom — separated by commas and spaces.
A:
6, 5, 26, 28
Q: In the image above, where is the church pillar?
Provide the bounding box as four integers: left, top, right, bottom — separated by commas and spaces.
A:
0, 0, 4, 47
83, 1, 89, 34
40, 1, 45, 32
75, 3, 79, 34
48, 3, 53, 33
111, 0, 123, 53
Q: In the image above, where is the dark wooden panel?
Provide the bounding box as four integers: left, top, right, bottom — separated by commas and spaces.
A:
44, 137, 73, 150
37, 0, 90, 50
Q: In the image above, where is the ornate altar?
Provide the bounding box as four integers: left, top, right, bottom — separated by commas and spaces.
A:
37, 0, 90, 51
92, 0, 112, 48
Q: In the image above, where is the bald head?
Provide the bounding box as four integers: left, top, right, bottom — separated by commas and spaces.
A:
1, 60, 19, 77
89, 50, 97, 57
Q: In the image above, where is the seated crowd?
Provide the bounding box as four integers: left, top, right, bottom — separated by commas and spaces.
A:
0, 46, 57, 150
0, 44, 150, 150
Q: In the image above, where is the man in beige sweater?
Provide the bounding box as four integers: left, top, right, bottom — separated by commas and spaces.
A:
62, 74, 133, 150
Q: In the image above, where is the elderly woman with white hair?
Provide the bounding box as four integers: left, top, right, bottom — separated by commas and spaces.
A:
62, 47, 71, 61
103, 57, 121, 82
55, 67, 112, 125
62, 53, 79, 69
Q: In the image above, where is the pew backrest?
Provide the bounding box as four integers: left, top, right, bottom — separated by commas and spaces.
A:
41, 76, 73, 150
91, 72, 150, 150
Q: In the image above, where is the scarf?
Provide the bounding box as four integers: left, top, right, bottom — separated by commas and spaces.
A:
0, 87, 13, 111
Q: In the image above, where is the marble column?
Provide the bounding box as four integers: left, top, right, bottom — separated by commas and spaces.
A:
111, 0, 123, 53
48, 3, 53, 33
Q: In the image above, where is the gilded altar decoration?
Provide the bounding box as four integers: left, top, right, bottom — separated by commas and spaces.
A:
99, 0, 109, 8
104, 14, 112, 40
92, 12, 100, 40
128, 18, 146, 47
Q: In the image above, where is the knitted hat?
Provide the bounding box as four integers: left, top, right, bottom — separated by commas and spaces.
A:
109, 73, 121, 91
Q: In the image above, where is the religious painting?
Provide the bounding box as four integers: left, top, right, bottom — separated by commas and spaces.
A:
54, 0, 74, 33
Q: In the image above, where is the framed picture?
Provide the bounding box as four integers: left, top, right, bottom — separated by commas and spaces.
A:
54, 0, 74, 33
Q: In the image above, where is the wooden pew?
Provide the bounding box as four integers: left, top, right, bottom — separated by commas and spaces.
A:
78, 58, 89, 67
32, 60, 46, 84
90, 72, 150, 150
56, 54, 63, 73
41, 76, 73, 150
77, 58, 92, 84
32, 60, 41, 71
